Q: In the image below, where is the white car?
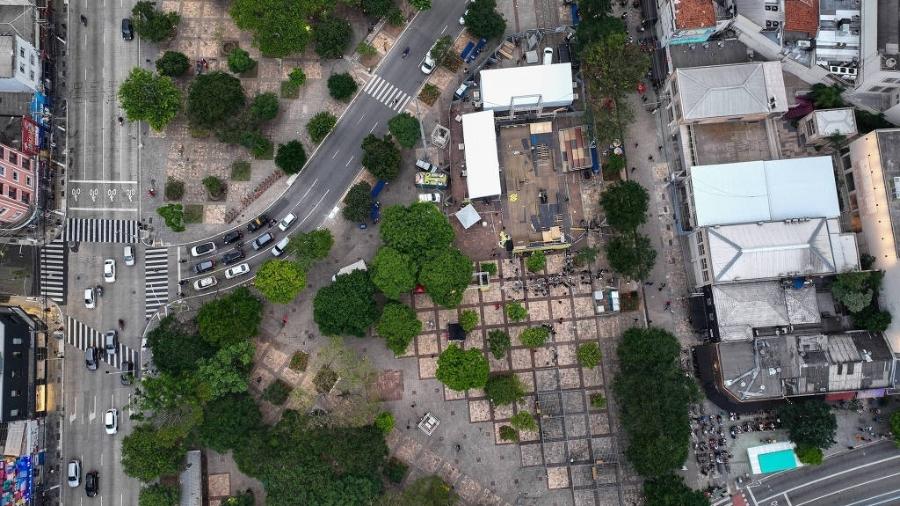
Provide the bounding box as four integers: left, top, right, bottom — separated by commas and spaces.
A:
418, 192, 442, 203
278, 213, 297, 232
104, 409, 118, 435
193, 276, 218, 291
191, 242, 217, 257
225, 263, 251, 279
84, 288, 96, 309
421, 51, 436, 74
271, 237, 290, 257
459, 8, 468, 25
103, 259, 116, 283
543, 46, 554, 65
123, 245, 135, 266
67, 460, 81, 487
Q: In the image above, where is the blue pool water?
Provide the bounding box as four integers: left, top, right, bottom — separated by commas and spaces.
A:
758, 449, 798, 473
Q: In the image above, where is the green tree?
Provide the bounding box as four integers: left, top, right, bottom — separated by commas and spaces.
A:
227, 47, 257, 73
377, 302, 422, 355
360, 0, 394, 17
419, 248, 473, 308
196, 287, 263, 347
315, 15, 352, 59
380, 202, 455, 261
642, 474, 708, 506
361, 133, 402, 181
832, 271, 879, 313
891, 410, 900, 446
526, 251, 546, 273
313, 269, 380, 336
381, 475, 459, 506
139, 483, 180, 506
614, 327, 699, 477
262, 380, 292, 405
146, 316, 217, 376
459, 309, 479, 332
375, 411, 395, 434
342, 181, 372, 222
505, 302, 528, 322
577, 342, 602, 368
229, 0, 315, 57
254, 259, 307, 304
196, 392, 261, 452
430, 35, 454, 66
852, 305, 892, 332
600, 180, 649, 232
290, 228, 333, 265
307, 111, 337, 143
574, 0, 624, 50
202, 176, 226, 199
499, 425, 518, 441
795, 445, 824, 466
121, 424, 187, 482
485, 373, 525, 405
575, 246, 599, 267
778, 400, 837, 450
409, 0, 431, 9
132, 1, 180, 42
464, 0, 506, 39
275, 140, 308, 174
195, 340, 255, 400
187, 71, 245, 129
328, 72, 358, 101
388, 112, 421, 148
222, 492, 254, 506
435, 344, 489, 391
118, 68, 182, 131
155, 51, 190, 77
855, 109, 893, 134
371, 246, 417, 299
809, 83, 846, 109
606, 232, 656, 281
250, 92, 279, 121
520, 326, 549, 349
510, 411, 538, 431
487, 330, 511, 359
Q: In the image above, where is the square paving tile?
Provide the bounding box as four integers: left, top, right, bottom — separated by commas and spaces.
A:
541, 417, 565, 440
533, 347, 555, 368
589, 412, 611, 435
559, 367, 583, 389
573, 489, 598, 506
483, 304, 505, 325
590, 436, 615, 459
543, 441, 568, 464
493, 402, 514, 420
563, 391, 586, 413
557, 343, 577, 366
536, 392, 562, 415
482, 283, 503, 303
565, 414, 589, 438
571, 464, 596, 487
546, 466, 570, 489
591, 465, 618, 484
439, 461, 463, 485
527, 300, 551, 321
569, 438, 590, 461
535, 369, 559, 391
469, 399, 492, 422
489, 354, 510, 372
415, 293, 435, 309
516, 371, 536, 392
582, 366, 604, 388
551, 298, 573, 319
438, 309, 456, 330
493, 422, 515, 444
418, 356, 437, 379
417, 309, 436, 329
508, 325, 526, 347
576, 318, 598, 339
573, 296, 595, 317
511, 348, 533, 370
444, 385, 466, 401
596, 488, 622, 505
554, 321, 577, 342
520, 443, 544, 466
417, 333, 439, 355
461, 288, 481, 306
550, 284, 571, 298
466, 329, 485, 350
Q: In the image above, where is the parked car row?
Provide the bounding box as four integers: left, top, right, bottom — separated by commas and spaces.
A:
67, 407, 118, 496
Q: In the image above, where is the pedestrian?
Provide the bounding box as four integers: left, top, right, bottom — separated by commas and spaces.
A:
658, 145, 663, 151
631, 166, 636, 173
658, 286, 663, 292
634, 142, 638, 148
648, 155, 654, 161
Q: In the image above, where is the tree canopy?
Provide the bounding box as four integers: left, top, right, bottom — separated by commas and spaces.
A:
275, 140, 308, 174
361, 134, 402, 181
380, 202, 455, 263
606, 232, 656, 281
250, 92, 279, 122
195, 287, 263, 346
642, 474, 708, 506
614, 327, 698, 477
463, 0, 506, 39
307, 111, 337, 143
315, 15, 353, 59
155, 51, 190, 77
600, 180, 649, 232
146, 316, 217, 376
342, 181, 372, 222
187, 71, 246, 129
328, 72, 359, 101
371, 246, 417, 299
778, 400, 837, 450
419, 248, 473, 308
196, 392, 262, 453
526, 251, 546, 273
832, 270, 880, 313
139, 483, 181, 506
121, 424, 187, 482
118, 68, 182, 131
290, 228, 334, 265
387, 113, 421, 149
229, 0, 315, 57
435, 344, 489, 391
254, 259, 307, 304
132, 1, 180, 42
376, 302, 422, 356
484, 373, 525, 405
808, 83, 846, 109
577, 342, 602, 368
573, 0, 624, 51
380, 475, 459, 506
227, 47, 257, 74
313, 269, 380, 336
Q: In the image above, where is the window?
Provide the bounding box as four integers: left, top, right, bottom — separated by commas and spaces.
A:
21, 158, 28, 170
869, 86, 886, 93
9, 152, 17, 164
9, 409, 17, 417
847, 362, 854, 374
24, 176, 30, 187
18, 48, 23, 57
11, 171, 17, 182
883, 78, 900, 83
20, 192, 28, 204
806, 119, 816, 135
9, 390, 17, 397
0, 183, 4, 194
0, 165, 4, 177
845, 172, 855, 192
11, 338, 21, 345
8, 187, 15, 199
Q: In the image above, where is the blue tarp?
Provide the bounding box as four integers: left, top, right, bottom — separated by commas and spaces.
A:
571, 3, 580, 25
590, 146, 600, 174
466, 38, 488, 62
371, 180, 386, 198
460, 41, 475, 60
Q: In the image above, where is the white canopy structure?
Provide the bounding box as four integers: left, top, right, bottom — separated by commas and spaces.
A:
479, 63, 574, 112
462, 110, 502, 199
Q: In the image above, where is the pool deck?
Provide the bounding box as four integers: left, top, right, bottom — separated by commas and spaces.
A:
748, 442, 801, 475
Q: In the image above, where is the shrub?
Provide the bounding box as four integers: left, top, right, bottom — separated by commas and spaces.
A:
375, 411, 395, 434
240, 131, 273, 159
574, 247, 599, 267
384, 457, 408, 484
227, 47, 257, 74
505, 302, 528, 322
262, 380, 291, 405
164, 178, 184, 200
289, 351, 309, 372
328, 73, 358, 101
202, 175, 227, 200
459, 309, 479, 333
307, 111, 338, 143
231, 160, 251, 181
280, 68, 307, 99
510, 411, 538, 431
183, 204, 203, 224
487, 330, 511, 359
387, 112, 421, 149
356, 41, 378, 57
275, 140, 307, 174
155, 51, 190, 77
418, 83, 440, 106
796, 445, 823, 465
499, 425, 518, 442
313, 366, 339, 394
603, 153, 625, 177
386, 6, 405, 25
435, 345, 489, 391
156, 204, 185, 232
520, 326, 550, 349
288, 67, 307, 86
577, 342, 602, 368
484, 373, 525, 405
250, 92, 279, 121
480, 262, 497, 275
526, 251, 546, 273
590, 393, 607, 409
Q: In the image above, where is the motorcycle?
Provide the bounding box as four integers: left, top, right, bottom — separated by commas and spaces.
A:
96, 285, 103, 297
80, 14, 87, 26
401, 47, 410, 58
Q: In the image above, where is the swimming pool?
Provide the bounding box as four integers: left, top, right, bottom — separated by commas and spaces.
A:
758, 449, 799, 473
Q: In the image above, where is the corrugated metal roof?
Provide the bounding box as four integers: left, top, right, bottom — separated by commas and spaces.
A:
461, 110, 502, 199
479, 63, 574, 112
676, 61, 787, 120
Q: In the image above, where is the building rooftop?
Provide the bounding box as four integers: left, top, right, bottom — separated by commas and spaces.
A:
675, 61, 788, 121
713, 281, 821, 342
479, 63, 574, 112
0, 306, 36, 423
0, 3, 34, 43
669, 38, 751, 71
689, 156, 840, 227
673, 0, 717, 30
785, 0, 820, 35
810, 107, 858, 137
877, 0, 899, 54
461, 110, 502, 200
179, 450, 202, 506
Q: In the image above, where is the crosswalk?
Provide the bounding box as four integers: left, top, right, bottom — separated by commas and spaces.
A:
64, 218, 141, 243
66, 317, 138, 370
39, 239, 67, 304
144, 247, 170, 319
363, 75, 413, 112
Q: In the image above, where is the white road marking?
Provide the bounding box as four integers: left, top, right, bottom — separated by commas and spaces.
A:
68, 207, 138, 212
69, 179, 137, 184
757, 454, 900, 504
88, 395, 97, 422
798, 473, 900, 506
299, 190, 331, 226
332, 150, 338, 159
370, 121, 378, 133
441, 24, 447, 34
357, 112, 367, 124
783, 492, 793, 506
345, 156, 354, 167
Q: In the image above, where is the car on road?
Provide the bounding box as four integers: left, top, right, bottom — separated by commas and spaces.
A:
271, 237, 290, 257
104, 330, 118, 356
191, 242, 216, 257
418, 192, 442, 203
543, 47, 554, 65
193, 276, 218, 291
121, 18, 134, 40
194, 259, 215, 274
85, 470, 99, 497
222, 248, 245, 265
251, 232, 275, 250
104, 409, 118, 435
278, 213, 297, 232
123, 245, 135, 266
84, 347, 98, 371
454, 82, 470, 100
222, 229, 243, 244
103, 259, 116, 283
120, 361, 134, 386
84, 288, 96, 309
247, 214, 269, 232
225, 263, 251, 279
421, 51, 436, 74
67, 460, 81, 488
459, 8, 469, 25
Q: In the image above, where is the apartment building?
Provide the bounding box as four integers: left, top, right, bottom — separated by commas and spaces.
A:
0, 142, 36, 226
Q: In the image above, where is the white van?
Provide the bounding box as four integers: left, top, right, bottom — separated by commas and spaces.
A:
543, 47, 554, 65
123, 245, 135, 266
278, 213, 297, 232
271, 237, 290, 257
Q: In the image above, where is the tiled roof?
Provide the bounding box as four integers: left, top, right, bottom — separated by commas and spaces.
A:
785, 0, 819, 36
673, 0, 716, 30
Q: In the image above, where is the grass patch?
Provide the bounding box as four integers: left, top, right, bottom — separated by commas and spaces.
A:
620, 291, 640, 311
231, 160, 251, 181
590, 393, 607, 409
156, 204, 185, 232
164, 178, 184, 201
288, 351, 309, 372
313, 366, 339, 394
280, 80, 301, 99
262, 380, 292, 406
183, 204, 203, 224
189, 127, 210, 139
202, 175, 227, 200
418, 84, 440, 106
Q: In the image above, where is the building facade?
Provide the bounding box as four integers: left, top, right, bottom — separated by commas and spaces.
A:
657, 0, 734, 47
0, 142, 35, 226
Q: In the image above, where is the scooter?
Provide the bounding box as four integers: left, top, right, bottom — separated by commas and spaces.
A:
80, 14, 87, 26
402, 47, 410, 58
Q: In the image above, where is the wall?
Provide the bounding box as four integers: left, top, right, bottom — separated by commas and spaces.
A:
0, 143, 36, 225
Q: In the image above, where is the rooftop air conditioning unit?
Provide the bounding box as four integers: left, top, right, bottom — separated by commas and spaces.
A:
797, 40, 812, 49
893, 177, 900, 199
885, 57, 898, 69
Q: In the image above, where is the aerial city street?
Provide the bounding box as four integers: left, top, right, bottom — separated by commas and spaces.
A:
0, 0, 899, 505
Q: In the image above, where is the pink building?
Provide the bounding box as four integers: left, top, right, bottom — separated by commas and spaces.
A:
0, 143, 35, 226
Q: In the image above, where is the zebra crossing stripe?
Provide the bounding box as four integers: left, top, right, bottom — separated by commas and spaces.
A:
65, 317, 139, 369
39, 239, 67, 303
144, 247, 170, 318
364, 76, 381, 93
64, 218, 140, 244
364, 75, 412, 112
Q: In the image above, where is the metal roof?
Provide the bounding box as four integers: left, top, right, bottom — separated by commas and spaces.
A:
675, 61, 788, 121
461, 110, 502, 199
812, 107, 858, 137
479, 63, 574, 112
712, 281, 820, 341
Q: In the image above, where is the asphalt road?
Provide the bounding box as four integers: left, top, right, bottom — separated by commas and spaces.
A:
743, 441, 900, 506
66, 0, 143, 217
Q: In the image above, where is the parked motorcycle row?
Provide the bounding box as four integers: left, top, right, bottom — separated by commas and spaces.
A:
690, 409, 783, 479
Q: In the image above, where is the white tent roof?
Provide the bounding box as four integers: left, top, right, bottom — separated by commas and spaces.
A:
690, 156, 840, 227
455, 204, 481, 229
479, 63, 574, 111
462, 110, 502, 199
